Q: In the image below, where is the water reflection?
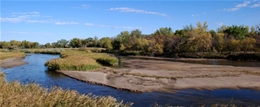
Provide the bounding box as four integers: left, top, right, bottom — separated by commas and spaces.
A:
45, 70, 64, 78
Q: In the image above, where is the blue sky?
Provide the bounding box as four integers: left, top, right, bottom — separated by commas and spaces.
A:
1, 0, 260, 44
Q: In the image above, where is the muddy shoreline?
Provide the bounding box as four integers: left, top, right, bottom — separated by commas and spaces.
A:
58, 57, 260, 93
0, 57, 28, 69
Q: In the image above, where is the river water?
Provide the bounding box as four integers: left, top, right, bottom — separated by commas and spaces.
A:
1, 54, 260, 106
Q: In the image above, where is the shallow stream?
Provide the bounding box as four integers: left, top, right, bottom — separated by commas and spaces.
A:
1, 54, 260, 106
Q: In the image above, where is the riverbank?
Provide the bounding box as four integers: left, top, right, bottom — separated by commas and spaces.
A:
0, 57, 28, 68
58, 57, 260, 93
0, 53, 132, 107
0, 51, 27, 68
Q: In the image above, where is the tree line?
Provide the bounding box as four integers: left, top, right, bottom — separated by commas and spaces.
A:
1, 22, 260, 56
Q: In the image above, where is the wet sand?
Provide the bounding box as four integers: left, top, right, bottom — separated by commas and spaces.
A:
59, 57, 260, 93
0, 57, 28, 68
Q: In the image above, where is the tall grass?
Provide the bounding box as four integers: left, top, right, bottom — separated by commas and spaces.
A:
61, 51, 118, 66
45, 55, 101, 71
0, 71, 5, 84
45, 50, 118, 71
0, 52, 26, 60
0, 79, 132, 107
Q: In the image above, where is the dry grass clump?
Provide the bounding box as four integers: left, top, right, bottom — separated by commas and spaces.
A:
0, 81, 132, 107
0, 52, 25, 60
46, 50, 118, 71
0, 71, 5, 84
77, 47, 105, 53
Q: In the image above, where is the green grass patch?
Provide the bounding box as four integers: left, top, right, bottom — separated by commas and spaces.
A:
45, 55, 101, 71
45, 50, 118, 71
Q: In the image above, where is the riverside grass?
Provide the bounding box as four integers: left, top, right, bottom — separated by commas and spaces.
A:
0, 77, 132, 107
0, 48, 65, 54
45, 50, 118, 71
0, 52, 25, 60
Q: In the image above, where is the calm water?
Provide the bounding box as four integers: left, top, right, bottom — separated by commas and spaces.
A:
1, 54, 260, 107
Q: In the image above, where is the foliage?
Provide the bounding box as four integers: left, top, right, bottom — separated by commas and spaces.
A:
1, 22, 260, 59
100, 37, 113, 50
69, 38, 82, 48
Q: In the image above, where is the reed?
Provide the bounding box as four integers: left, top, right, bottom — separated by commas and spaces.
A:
0, 80, 132, 107
0, 71, 5, 84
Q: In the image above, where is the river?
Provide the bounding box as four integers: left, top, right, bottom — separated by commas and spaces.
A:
1, 54, 260, 106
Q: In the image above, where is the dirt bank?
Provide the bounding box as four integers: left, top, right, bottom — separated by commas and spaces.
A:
59, 58, 260, 93
0, 57, 28, 68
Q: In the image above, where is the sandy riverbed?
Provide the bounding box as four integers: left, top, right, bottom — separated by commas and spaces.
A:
0, 57, 28, 68
59, 57, 260, 93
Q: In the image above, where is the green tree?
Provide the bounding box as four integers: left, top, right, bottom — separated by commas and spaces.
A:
45, 43, 51, 48
69, 38, 82, 48
0, 41, 10, 49
154, 27, 173, 37
224, 25, 247, 40
100, 37, 113, 50
57, 39, 69, 48
21, 40, 31, 48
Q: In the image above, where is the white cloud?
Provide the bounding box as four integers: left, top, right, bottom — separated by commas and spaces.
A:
26, 19, 53, 23
55, 21, 79, 25
1, 11, 42, 23
1, 12, 79, 25
72, 4, 90, 9
224, 1, 250, 11
11, 12, 39, 15
216, 22, 224, 26
81, 4, 89, 9
85, 23, 94, 26
84, 23, 145, 30
109, 7, 169, 18
0, 17, 22, 23
251, 2, 260, 7
3, 31, 55, 36
191, 14, 199, 17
